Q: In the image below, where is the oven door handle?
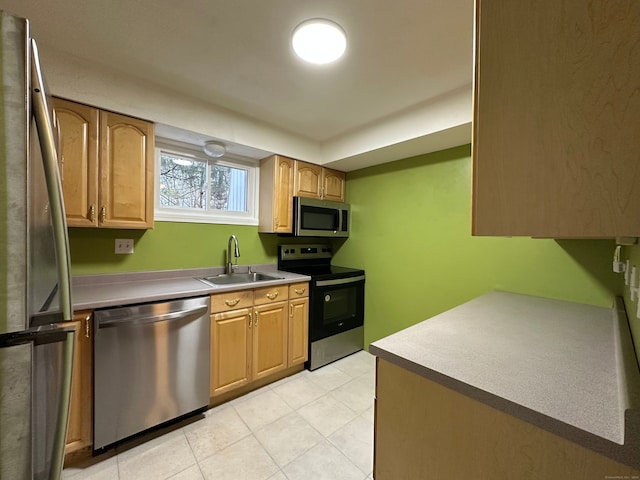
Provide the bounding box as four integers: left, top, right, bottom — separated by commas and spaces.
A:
315, 275, 365, 287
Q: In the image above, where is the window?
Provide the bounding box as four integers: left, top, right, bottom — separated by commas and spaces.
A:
155, 140, 258, 225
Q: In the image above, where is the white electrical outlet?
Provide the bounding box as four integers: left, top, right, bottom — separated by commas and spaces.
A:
115, 238, 134, 254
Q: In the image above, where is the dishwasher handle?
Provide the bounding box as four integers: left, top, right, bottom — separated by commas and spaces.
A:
97, 304, 209, 329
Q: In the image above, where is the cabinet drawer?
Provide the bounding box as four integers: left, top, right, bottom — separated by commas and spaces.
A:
289, 282, 309, 298
211, 290, 253, 313
254, 285, 288, 306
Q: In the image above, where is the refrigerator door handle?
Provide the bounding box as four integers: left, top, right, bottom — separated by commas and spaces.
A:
30, 38, 73, 323
48, 330, 74, 480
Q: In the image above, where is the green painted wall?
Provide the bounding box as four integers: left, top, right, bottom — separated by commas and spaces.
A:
69, 144, 624, 355
621, 244, 640, 365
331, 145, 622, 346
69, 223, 281, 275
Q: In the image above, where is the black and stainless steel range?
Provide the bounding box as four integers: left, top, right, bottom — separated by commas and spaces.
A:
278, 244, 365, 370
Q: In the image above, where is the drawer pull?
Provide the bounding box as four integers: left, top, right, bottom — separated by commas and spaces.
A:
225, 298, 241, 307
266, 292, 279, 300
294, 288, 306, 295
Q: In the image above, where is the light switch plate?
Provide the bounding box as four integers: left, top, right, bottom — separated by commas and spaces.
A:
115, 238, 134, 254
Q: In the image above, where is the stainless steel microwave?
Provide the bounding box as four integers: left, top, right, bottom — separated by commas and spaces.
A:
293, 197, 350, 237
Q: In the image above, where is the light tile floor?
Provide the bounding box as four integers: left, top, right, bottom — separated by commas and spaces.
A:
63, 350, 376, 480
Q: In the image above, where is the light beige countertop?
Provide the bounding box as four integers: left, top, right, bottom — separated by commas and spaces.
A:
370, 291, 640, 469
72, 264, 310, 310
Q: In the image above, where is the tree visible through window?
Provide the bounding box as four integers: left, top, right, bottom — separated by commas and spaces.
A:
159, 152, 248, 212
160, 154, 206, 208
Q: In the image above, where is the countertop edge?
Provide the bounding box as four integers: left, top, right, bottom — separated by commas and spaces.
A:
71, 265, 311, 310
370, 295, 640, 470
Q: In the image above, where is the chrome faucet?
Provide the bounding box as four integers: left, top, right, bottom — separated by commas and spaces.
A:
226, 235, 240, 274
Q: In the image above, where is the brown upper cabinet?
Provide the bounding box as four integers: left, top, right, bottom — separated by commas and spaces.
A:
472, 0, 640, 238
53, 98, 155, 229
258, 155, 294, 233
259, 155, 346, 233
294, 160, 345, 203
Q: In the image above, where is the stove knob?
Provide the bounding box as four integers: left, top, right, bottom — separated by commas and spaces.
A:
325, 294, 331, 302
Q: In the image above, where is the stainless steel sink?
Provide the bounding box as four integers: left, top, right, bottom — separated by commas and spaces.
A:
197, 272, 284, 286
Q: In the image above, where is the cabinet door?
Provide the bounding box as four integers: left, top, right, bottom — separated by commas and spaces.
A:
274, 156, 294, 233
99, 111, 154, 229
472, 0, 640, 237
258, 155, 294, 233
65, 311, 93, 457
53, 99, 99, 227
211, 308, 252, 397
252, 302, 288, 381
288, 297, 308, 366
322, 168, 345, 202
294, 161, 322, 199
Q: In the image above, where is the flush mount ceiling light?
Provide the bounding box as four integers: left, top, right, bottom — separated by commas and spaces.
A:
203, 141, 226, 158
292, 18, 347, 65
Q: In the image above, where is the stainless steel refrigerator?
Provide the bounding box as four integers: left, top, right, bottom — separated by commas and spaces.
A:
0, 10, 74, 480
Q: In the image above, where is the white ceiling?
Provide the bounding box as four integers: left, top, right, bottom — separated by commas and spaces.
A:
0, 0, 474, 170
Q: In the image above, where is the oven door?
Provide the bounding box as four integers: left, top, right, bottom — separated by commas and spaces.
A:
309, 276, 365, 342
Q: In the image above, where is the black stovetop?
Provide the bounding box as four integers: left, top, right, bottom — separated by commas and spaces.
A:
277, 244, 364, 281
279, 264, 364, 281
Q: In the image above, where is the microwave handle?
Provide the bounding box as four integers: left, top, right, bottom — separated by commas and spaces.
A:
339, 208, 347, 233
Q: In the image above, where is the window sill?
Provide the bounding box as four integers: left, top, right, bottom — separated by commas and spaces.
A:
154, 210, 258, 226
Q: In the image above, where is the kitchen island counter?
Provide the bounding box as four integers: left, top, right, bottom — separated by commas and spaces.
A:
370, 291, 640, 474
72, 265, 310, 310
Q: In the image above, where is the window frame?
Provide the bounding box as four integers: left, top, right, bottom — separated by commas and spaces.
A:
154, 138, 259, 225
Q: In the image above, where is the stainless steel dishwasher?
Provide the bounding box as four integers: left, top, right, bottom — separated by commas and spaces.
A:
93, 296, 210, 451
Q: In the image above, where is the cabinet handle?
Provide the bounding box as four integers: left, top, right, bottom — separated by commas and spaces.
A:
89, 205, 96, 223
294, 288, 306, 295
275, 216, 279, 228
266, 291, 278, 300
100, 206, 106, 223
290, 304, 294, 317
84, 314, 91, 338
255, 311, 259, 326
248, 312, 252, 328
225, 298, 241, 307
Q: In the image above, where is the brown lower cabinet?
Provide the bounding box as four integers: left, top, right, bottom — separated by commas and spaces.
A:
374, 359, 640, 479
61, 283, 309, 461
210, 283, 309, 398
288, 282, 309, 367
64, 311, 93, 461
